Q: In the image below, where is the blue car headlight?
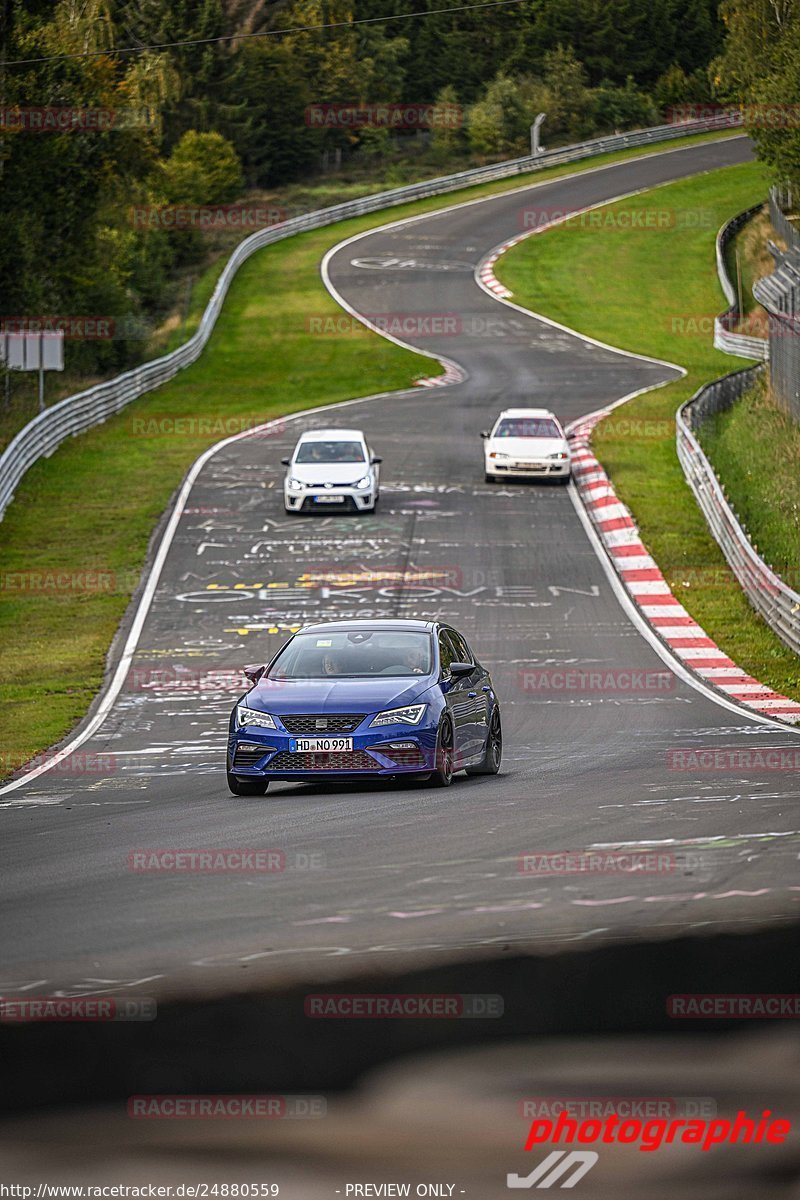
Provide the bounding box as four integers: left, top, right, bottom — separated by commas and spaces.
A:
370, 704, 426, 728
236, 704, 277, 730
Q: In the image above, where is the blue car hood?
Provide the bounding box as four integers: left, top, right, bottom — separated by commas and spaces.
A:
244, 675, 434, 714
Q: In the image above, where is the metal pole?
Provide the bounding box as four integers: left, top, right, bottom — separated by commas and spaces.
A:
38, 333, 44, 411
530, 113, 546, 156
0, 0, 8, 185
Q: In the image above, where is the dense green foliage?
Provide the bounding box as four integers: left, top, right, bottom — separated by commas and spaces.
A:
0, 0, 724, 376
715, 0, 800, 188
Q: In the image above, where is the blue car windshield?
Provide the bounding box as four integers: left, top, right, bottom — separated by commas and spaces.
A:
268, 630, 433, 678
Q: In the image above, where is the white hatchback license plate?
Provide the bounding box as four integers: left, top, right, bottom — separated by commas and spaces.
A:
290, 737, 353, 753
314, 495, 344, 504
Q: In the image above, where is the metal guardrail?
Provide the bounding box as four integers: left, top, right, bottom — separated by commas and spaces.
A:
0, 114, 740, 520
769, 186, 800, 252
753, 188, 800, 420
713, 205, 769, 360
677, 364, 800, 658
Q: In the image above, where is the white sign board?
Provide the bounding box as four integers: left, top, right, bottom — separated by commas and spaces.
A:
1, 331, 65, 371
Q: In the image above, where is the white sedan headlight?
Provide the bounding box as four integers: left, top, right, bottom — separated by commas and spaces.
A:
236, 705, 277, 730
488, 451, 509, 460
547, 451, 569, 461
370, 704, 426, 727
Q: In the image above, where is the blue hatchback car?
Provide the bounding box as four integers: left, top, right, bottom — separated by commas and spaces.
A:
226, 619, 502, 794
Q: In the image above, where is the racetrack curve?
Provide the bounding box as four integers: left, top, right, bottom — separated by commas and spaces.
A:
3, 134, 798, 1002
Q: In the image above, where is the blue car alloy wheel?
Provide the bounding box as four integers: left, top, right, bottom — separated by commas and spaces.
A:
225, 619, 501, 795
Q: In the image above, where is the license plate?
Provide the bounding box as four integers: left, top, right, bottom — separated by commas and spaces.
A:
290, 737, 353, 753
313, 495, 344, 504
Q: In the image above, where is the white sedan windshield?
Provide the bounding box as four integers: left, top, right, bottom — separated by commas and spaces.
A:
295, 441, 366, 463
494, 418, 560, 438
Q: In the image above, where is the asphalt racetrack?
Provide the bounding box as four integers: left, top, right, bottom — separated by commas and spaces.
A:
3, 134, 797, 1002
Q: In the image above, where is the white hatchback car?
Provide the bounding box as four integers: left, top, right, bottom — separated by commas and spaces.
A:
282, 428, 381, 514
481, 408, 571, 483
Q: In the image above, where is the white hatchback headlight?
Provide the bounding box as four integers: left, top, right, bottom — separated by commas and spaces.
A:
547, 451, 569, 460
370, 704, 426, 727
287, 477, 305, 491
236, 705, 277, 730
355, 475, 372, 489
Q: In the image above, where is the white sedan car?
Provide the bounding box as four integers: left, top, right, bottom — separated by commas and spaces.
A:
481, 408, 571, 483
282, 428, 381, 514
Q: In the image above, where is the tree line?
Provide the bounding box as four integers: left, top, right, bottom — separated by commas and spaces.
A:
0, 0, 728, 375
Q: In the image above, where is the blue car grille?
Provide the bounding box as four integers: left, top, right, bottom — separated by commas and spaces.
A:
278, 713, 364, 734
268, 750, 377, 771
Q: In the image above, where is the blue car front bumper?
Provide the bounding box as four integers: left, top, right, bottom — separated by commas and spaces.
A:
227, 718, 439, 782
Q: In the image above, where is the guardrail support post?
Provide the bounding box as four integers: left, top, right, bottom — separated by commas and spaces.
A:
531, 113, 546, 156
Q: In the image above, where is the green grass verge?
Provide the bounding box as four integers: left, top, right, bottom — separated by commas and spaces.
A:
496, 158, 800, 700
699, 374, 800, 578
0, 130, 746, 778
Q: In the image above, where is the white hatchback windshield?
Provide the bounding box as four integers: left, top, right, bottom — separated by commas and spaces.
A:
295, 441, 366, 464
269, 630, 432, 678
494, 418, 561, 438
